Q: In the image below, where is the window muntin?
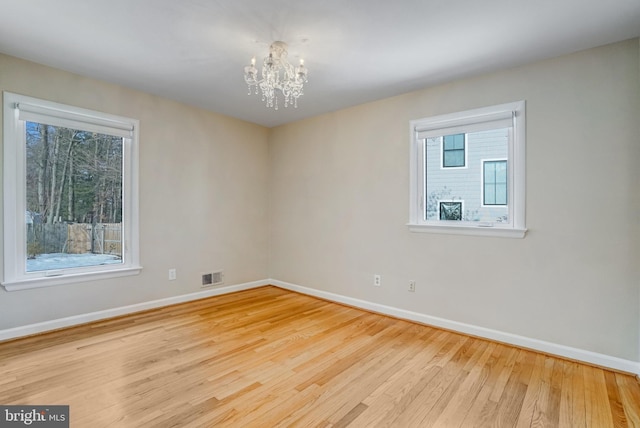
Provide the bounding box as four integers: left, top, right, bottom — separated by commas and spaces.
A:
442, 134, 465, 168
3, 92, 141, 290
483, 160, 507, 206
408, 101, 526, 238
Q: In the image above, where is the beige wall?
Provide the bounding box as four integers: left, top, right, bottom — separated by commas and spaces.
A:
269, 39, 640, 361
0, 54, 270, 328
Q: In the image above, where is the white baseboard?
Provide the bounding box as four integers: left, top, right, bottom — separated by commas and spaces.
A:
270, 279, 640, 376
0, 279, 269, 342
2, 278, 638, 376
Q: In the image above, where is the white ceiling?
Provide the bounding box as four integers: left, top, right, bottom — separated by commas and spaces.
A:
0, 0, 638, 128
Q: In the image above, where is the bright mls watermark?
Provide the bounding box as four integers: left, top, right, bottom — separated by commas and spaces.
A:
0, 406, 68, 427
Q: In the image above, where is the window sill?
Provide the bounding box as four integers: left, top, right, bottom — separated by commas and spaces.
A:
2, 266, 143, 291
407, 223, 527, 238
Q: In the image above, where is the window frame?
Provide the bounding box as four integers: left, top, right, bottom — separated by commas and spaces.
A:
482, 159, 508, 207
438, 200, 464, 221
2, 92, 142, 291
441, 133, 466, 169
408, 100, 526, 238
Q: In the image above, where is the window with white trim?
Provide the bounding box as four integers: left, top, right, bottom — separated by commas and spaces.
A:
3, 92, 141, 290
408, 101, 526, 238
439, 201, 463, 220
483, 160, 507, 206
442, 134, 466, 168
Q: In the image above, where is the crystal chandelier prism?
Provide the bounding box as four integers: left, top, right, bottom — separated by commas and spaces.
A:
244, 41, 308, 110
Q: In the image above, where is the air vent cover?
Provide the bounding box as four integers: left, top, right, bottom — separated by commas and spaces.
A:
202, 271, 224, 287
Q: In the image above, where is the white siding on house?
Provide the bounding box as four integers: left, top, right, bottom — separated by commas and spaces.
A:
425, 129, 508, 222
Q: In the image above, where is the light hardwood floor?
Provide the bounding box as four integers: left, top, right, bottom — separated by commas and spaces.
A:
0, 286, 638, 427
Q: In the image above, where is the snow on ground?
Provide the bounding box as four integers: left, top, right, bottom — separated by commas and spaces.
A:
27, 253, 122, 272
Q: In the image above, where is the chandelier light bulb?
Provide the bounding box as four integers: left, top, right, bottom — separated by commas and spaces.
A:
244, 41, 309, 110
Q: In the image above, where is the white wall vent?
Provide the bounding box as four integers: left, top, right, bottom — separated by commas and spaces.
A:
201, 271, 224, 287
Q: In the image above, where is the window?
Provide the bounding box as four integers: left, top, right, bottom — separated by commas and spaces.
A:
442, 134, 465, 168
408, 101, 526, 238
3, 92, 141, 290
483, 160, 507, 206
439, 201, 463, 220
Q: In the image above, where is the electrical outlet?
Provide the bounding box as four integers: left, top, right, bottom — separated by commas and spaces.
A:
374, 274, 381, 286
168, 268, 177, 281
408, 280, 416, 292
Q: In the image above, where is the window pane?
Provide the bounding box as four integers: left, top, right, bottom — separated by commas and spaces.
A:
495, 161, 507, 183
444, 134, 464, 150
444, 150, 464, 167
443, 135, 454, 150
495, 183, 507, 205
484, 162, 495, 182
25, 122, 123, 272
484, 185, 496, 205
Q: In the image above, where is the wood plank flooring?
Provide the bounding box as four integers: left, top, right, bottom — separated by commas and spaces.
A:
0, 286, 638, 427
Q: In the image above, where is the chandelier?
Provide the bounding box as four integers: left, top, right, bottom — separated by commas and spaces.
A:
244, 41, 308, 110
